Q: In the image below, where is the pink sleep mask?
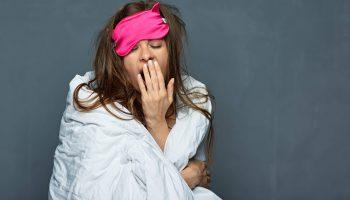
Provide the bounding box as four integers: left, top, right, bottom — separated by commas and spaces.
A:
111, 2, 170, 56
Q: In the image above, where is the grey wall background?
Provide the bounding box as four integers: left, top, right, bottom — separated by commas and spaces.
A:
1, 0, 349, 199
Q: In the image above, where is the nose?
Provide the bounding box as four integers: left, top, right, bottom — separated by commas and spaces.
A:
139, 43, 154, 63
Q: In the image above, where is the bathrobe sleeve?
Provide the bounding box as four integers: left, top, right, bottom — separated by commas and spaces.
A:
163, 85, 213, 171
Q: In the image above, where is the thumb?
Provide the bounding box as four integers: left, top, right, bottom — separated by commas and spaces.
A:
167, 78, 174, 103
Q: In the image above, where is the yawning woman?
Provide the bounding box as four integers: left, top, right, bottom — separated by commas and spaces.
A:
48, 1, 221, 199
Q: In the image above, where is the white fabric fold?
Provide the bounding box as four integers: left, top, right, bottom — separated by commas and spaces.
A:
48, 71, 221, 200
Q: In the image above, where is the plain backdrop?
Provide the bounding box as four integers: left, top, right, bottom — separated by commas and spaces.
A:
1, 0, 349, 199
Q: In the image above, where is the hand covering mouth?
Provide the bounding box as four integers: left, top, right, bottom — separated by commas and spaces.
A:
140, 71, 145, 81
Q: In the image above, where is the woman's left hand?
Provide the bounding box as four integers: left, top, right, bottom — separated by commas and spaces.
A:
136, 59, 175, 125
180, 159, 209, 189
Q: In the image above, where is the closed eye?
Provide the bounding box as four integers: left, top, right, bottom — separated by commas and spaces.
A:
151, 45, 161, 48
131, 45, 162, 51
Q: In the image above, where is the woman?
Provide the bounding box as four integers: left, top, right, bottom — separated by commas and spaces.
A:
49, 1, 221, 199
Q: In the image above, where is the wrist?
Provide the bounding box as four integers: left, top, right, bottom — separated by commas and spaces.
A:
146, 117, 167, 130
145, 117, 169, 151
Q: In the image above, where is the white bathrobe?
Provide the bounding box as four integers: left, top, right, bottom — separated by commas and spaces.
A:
48, 71, 222, 200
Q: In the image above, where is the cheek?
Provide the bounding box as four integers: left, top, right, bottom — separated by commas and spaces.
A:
160, 61, 168, 77
163, 59, 170, 79
156, 52, 169, 77
123, 59, 138, 82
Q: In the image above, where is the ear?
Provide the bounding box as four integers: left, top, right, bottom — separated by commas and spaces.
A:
151, 2, 160, 13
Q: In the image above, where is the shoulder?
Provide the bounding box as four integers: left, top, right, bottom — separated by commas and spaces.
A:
62, 70, 145, 131
181, 73, 206, 90
180, 74, 213, 114
65, 71, 129, 114
68, 70, 95, 92
65, 70, 96, 106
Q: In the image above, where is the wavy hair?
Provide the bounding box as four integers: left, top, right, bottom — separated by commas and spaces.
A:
72, 0, 216, 166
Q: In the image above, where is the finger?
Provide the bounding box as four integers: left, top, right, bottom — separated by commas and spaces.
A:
203, 162, 207, 169
202, 176, 210, 188
137, 73, 148, 97
154, 60, 166, 92
200, 175, 210, 188
143, 63, 154, 92
202, 161, 207, 169
148, 60, 159, 92
206, 175, 211, 185
198, 160, 206, 172
191, 159, 204, 171
167, 78, 174, 103
204, 176, 210, 187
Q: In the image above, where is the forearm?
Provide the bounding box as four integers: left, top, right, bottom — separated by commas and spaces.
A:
146, 118, 170, 151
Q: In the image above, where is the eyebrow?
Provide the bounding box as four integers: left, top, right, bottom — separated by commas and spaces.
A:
136, 39, 162, 46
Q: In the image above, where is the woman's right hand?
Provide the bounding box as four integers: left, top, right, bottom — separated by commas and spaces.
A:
180, 159, 211, 189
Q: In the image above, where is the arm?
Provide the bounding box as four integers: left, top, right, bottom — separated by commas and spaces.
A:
146, 118, 170, 151
136, 59, 174, 152
180, 158, 210, 189
163, 97, 212, 171
146, 118, 210, 189
180, 133, 211, 189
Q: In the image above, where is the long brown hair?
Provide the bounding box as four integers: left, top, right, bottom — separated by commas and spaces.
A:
73, 0, 216, 166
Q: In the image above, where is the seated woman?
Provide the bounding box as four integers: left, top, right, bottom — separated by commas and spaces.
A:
48, 1, 221, 199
